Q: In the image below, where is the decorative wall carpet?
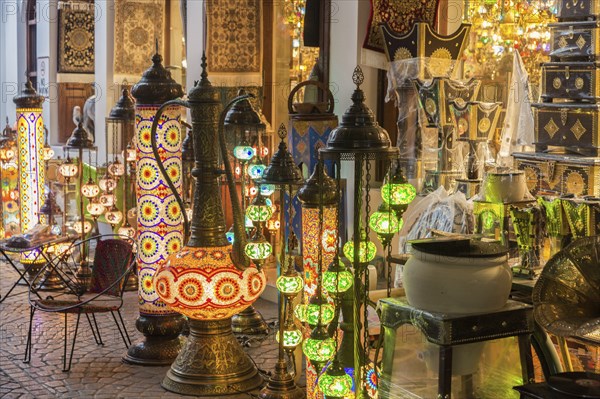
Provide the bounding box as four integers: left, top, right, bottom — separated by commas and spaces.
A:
364, 0, 440, 52
114, 0, 165, 76
58, 1, 95, 73
206, 0, 261, 73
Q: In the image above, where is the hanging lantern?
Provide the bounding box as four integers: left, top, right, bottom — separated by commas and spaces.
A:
99, 192, 116, 207
81, 177, 100, 198
323, 260, 354, 294
343, 229, 377, 264
105, 205, 124, 226
245, 194, 273, 223
108, 159, 126, 177
42, 144, 54, 161
72, 218, 93, 234
381, 161, 417, 219
244, 230, 273, 266
98, 172, 117, 192
247, 159, 266, 180
125, 142, 136, 163
86, 200, 106, 217
303, 325, 336, 364
318, 359, 354, 399
0, 147, 15, 162
59, 157, 79, 180
369, 202, 403, 247
118, 220, 136, 238
276, 319, 303, 350
276, 269, 304, 296
233, 140, 256, 161
260, 184, 275, 196
304, 292, 336, 326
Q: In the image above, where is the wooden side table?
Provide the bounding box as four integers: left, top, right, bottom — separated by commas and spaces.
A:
378, 297, 535, 399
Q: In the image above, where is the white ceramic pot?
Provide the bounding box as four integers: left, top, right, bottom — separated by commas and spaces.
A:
482, 171, 527, 203
403, 239, 512, 314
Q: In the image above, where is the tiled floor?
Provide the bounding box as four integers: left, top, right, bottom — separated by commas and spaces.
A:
0, 262, 293, 399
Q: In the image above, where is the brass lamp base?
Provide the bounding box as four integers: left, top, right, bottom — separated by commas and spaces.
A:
162, 318, 263, 396
232, 305, 270, 335
36, 268, 66, 291
123, 272, 138, 292
123, 314, 185, 365
258, 360, 305, 399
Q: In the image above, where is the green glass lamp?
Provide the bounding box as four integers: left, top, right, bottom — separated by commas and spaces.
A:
305, 292, 336, 326
302, 325, 336, 365
276, 269, 304, 297
233, 139, 256, 161
323, 260, 354, 294
244, 233, 273, 268
275, 318, 303, 351
294, 303, 307, 323
246, 194, 273, 223
343, 229, 377, 264
318, 359, 354, 399
369, 202, 403, 246
381, 162, 417, 219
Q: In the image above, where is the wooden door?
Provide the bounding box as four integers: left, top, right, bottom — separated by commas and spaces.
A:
57, 83, 94, 145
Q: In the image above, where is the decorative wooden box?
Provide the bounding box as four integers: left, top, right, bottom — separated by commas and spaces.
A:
513, 151, 600, 197
532, 103, 600, 155
556, 0, 600, 21
549, 21, 600, 60
541, 62, 600, 102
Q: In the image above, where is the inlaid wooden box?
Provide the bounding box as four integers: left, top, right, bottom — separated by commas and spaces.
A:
541, 62, 600, 101
550, 21, 600, 60
556, 0, 600, 21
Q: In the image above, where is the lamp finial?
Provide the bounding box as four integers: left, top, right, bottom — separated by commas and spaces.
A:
201, 51, 208, 81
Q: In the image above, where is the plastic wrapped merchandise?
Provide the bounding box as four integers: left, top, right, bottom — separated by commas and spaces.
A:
394, 187, 474, 288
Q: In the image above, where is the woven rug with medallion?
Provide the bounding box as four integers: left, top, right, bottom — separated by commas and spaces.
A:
114, 0, 165, 76
364, 0, 440, 52
206, 0, 261, 73
58, 0, 95, 73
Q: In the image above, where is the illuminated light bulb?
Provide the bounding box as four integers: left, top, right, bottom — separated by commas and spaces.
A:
302, 325, 336, 363
99, 193, 116, 207
59, 157, 78, 178
86, 200, 106, 217
105, 206, 124, 226
81, 178, 100, 198
318, 359, 353, 399
323, 260, 353, 294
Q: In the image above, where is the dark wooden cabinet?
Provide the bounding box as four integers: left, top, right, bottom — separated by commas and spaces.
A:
56, 82, 93, 145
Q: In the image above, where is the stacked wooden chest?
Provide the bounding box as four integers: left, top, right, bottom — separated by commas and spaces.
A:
514, 0, 600, 197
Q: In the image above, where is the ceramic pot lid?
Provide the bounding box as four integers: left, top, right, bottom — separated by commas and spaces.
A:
410, 237, 507, 258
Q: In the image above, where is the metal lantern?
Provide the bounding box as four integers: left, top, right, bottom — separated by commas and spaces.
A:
123, 50, 186, 366
146, 55, 265, 396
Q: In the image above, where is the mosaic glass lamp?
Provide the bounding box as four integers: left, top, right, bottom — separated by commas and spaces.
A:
246, 194, 273, 223
305, 292, 336, 326
318, 359, 354, 399
303, 324, 336, 366
59, 157, 78, 181
343, 229, 377, 264
98, 172, 117, 192
323, 260, 354, 294
381, 161, 417, 220
369, 202, 402, 246
81, 177, 100, 198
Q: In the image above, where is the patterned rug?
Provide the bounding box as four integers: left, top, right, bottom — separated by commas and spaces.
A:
114, 0, 165, 76
364, 0, 440, 52
206, 0, 261, 73
58, 1, 95, 73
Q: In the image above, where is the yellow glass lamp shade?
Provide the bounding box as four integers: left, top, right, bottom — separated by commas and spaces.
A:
381, 181, 417, 206
105, 206, 124, 226
86, 200, 106, 217
99, 193, 116, 207
108, 160, 126, 177
59, 158, 78, 178
81, 178, 100, 198
323, 260, 354, 294
302, 325, 336, 363
318, 360, 353, 398
369, 208, 402, 236
233, 143, 255, 161
276, 271, 304, 296
98, 174, 117, 192
153, 245, 267, 320
42, 145, 54, 161
73, 219, 92, 234
47, 242, 72, 256
343, 238, 377, 264
246, 195, 273, 222
0, 147, 15, 162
